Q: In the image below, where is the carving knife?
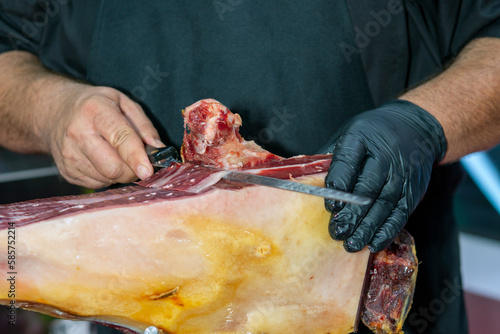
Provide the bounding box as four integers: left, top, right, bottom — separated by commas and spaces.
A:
146, 146, 372, 205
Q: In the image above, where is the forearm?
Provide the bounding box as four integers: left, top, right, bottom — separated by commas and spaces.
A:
0, 50, 80, 154
0, 50, 160, 188
401, 37, 500, 164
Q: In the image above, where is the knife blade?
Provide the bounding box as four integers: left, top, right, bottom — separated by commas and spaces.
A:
220, 171, 372, 205
146, 145, 372, 205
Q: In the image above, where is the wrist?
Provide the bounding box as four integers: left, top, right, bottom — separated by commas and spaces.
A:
30, 75, 87, 154
0, 51, 86, 155
382, 99, 448, 164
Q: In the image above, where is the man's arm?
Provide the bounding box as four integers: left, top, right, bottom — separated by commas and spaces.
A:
0, 50, 163, 189
401, 37, 500, 163
325, 37, 500, 252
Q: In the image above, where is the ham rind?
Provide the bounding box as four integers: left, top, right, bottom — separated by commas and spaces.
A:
0, 156, 370, 334
361, 230, 418, 334
138, 154, 333, 192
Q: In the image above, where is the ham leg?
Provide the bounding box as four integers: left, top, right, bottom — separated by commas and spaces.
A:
0, 161, 370, 334
0, 99, 416, 334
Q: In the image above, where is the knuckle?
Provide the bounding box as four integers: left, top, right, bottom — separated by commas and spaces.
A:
59, 146, 78, 165
95, 86, 119, 96
133, 101, 144, 111
110, 126, 135, 149
80, 98, 101, 116
87, 86, 118, 100
101, 162, 125, 181
386, 209, 408, 230
89, 179, 113, 190
64, 124, 82, 141
79, 90, 119, 118
355, 181, 374, 195
139, 122, 157, 134
99, 160, 136, 184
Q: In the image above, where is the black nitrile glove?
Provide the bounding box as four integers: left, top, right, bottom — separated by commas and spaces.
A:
324, 100, 447, 253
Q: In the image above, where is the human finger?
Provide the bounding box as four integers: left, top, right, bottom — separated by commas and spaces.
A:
325, 135, 367, 214
57, 157, 114, 189
80, 133, 140, 184
93, 102, 154, 181
65, 172, 113, 190
343, 172, 403, 252
49, 135, 115, 189
328, 157, 388, 241
118, 94, 164, 147
368, 198, 409, 252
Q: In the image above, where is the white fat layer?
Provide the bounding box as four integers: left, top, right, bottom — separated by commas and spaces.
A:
0, 173, 369, 334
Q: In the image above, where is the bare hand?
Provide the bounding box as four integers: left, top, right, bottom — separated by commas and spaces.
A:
45, 84, 163, 189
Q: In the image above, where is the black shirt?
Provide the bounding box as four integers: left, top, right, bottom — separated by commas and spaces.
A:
1, 1, 500, 333
2, 0, 500, 102
2, 1, 500, 153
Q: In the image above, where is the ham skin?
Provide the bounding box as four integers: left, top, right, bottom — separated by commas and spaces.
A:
362, 231, 418, 334
0, 99, 417, 334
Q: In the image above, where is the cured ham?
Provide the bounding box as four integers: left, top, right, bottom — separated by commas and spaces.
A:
181, 98, 282, 168
0, 160, 370, 334
0, 99, 417, 334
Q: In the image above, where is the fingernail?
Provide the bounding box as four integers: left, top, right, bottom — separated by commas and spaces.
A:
333, 223, 352, 240
137, 164, 151, 180
344, 240, 358, 253
155, 139, 165, 147
329, 222, 341, 240
325, 200, 343, 214
344, 238, 364, 253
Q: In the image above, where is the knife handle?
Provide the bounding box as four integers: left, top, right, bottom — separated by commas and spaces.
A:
146, 145, 180, 167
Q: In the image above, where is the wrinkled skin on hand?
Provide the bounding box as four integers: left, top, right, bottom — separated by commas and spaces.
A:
324, 100, 447, 253
44, 85, 163, 189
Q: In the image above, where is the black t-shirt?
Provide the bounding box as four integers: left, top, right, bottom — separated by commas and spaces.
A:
1, 0, 500, 153
2, 0, 500, 152
1, 1, 500, 333
2, 0, 500, 101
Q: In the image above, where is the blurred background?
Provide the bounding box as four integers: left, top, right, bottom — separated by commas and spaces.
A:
0, 145, 499, 334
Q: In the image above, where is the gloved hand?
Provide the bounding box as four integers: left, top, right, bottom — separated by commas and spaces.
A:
325, 100, 447, 253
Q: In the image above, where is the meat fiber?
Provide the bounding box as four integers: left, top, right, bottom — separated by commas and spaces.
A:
0, 99, 417, 334
181, 98, 282, 168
